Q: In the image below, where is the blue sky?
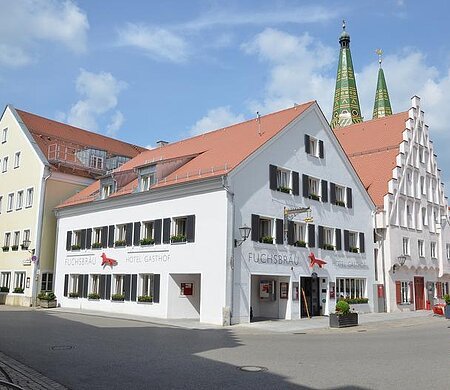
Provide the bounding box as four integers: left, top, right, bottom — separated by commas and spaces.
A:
2, 0, 450, 185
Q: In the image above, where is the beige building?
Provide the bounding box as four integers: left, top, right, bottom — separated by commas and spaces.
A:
0, 105, 145, 306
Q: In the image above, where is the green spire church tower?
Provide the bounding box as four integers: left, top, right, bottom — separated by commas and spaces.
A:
372, 49, 393, 119
331, 21, 363, 129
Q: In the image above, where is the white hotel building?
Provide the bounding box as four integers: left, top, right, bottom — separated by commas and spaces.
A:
54, 101, 376, 325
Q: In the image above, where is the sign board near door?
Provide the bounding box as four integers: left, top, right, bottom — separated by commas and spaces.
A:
280, 282, 288, 299
180, 283, 193, 296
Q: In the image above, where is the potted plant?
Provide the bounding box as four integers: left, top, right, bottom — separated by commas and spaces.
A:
335, 200, 346, 207
277, 186, 291, 194
260, 236, 273, 244
349, 247, 359, 253
2, 245, 9, 252
69, 292, 79, 298
71, 244, 81, 250
0, 287, 9, 293
309, 193, 320, 201
13, 287, 24, 294
92, 242, 102, 249
111, 293, 125, 301
88, 292, 100, 300
329, 300, 359, 328
11, 245, 19, 251
140, 238, 155, 246
38, 291, 57, 308
138, 295, 153, 303
114, 240, 126, 247
294, 240, 307, 247
444, 294, 450, 319
323, 243, 334, 250
171, 235, 186, 243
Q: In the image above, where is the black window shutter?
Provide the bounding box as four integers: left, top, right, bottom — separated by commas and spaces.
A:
105, 275, 111, 299
269, 164, 277, 190
78, 274, 84, 295
359, 232, 365, 253
82, 274, 89, 298
133, 222, 141, 246
308, 224, 315, 247
80, 229, 86, 249
304, 134, 310, 154
347, 187, 353, 209
292, 171, 299, 196
153, 274, 160, 303
318, 226, 324, 249
335, 229, 342, 251
124, 274, 131, 301
131, 274, 137, 301
251, 214, 260, 242
66, 231, 72, 251
330, 182, 336, 204
163, 218, 171, 244
319, 140, 324, 158
186, 215, 196, 242
321, 180, 328, 203
154, 219, 162, 245
108, 225, 115, 247
344, 230, 350, 251
99, 275, 106, 299
276, 219, 283, 244
86, 229, 92, 249
287, 221, 295, 245
302, 174, 309, 197
125, 223, 133, 246
63, 274, 69, 297
101, 226, 108, 248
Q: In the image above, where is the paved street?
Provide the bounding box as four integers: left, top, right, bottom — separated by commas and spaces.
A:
0, 307, 448, 389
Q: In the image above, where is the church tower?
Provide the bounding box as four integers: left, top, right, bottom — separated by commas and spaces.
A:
372, 49, 393, 119
331, 21, 363, 129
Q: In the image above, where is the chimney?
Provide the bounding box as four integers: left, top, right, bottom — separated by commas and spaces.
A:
156, 140, 169, 147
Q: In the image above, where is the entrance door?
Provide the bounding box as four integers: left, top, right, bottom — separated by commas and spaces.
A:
414, 277, 425, 310
300, 276, 320, 317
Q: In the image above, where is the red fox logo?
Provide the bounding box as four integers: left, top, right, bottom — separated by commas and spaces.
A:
101, 253, 118, 268
308, 252, 327, 268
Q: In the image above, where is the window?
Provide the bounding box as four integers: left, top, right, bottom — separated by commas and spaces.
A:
1, 128, 7, 143
335, 185, 346, 206
116, 224, 127, 245
141, 173, 156, 191
93, 228, 102, 246
420, 176, 425, 195
324, 227, 334, 249
90, 155, 103, 169
259, 217, 273, 243
70, 275, 79, 294
14, 272, 26, 290
294, 222, 306, 246
12, 231, 20, 250
421, 207, 427, 227
91, 275, 100, 295
72, 230, 82, 249
101, 184, 114, 199
349, 231, 358, 252
16, 190, 23, 210
276, 168, 290, 193
431, 242, 437, 258
14, 152, 20, 168
26, 188, 33, 207
400, 281, 411, 304
402, 237, 410, 256
172, 217, 187, 240
140, 274, 154, 297
308, 177, 320, 199
41, 273, 53, 292
336, 278, 366, 299
2, 156, 8, 172
418, 240, 425, 257
142, 221, 154, 244
1, 272, 11, 289
114, 275, 125, 295
3, 232, 11, 247
0, 196, 2, 214
7, 193, 13, 212
447, 244, 450, 260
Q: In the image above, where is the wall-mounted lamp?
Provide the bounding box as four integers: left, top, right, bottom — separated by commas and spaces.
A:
392, 255, 407, 274
440, 215, 449, 228
235, 225, 251, 247
21, 239, 35, 255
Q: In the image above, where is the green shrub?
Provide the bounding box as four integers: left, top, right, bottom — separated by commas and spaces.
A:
309, 193, 320, 201
1, 246, 9, 252
140, 238, 155, 245
11, 245, 18, 251
335, 300, 350, 315
277, 186, 291, 194
38, 291, 56, 301
69, 292, 79, 298
111, 293, 125, 301
114, 240, 126, 247
323, 244, 334, 250
0, 286, 9, 293
71, 244, 81, 250
294, 240, 307, 247
335, 200, 346, 207
138, 295, 153, 303
343, 297, 369, 304
444, 294, 450, 305
88, 292, 100, 300
349, 247, 359, 253
260, 236, 273, 244
13, 287, 24, 294
171, 235, 186, 243
91, 242, 102, 249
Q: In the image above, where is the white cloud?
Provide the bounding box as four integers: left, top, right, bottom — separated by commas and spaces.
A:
0, 0, 89, 67
106, 111, 125, 137
189, 106, 245, 135
117, 23, 188, 63
67, 69, 127, 133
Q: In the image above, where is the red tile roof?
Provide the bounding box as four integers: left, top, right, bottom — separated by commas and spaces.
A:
58, 101, 315, 208
334, 112, 409, 207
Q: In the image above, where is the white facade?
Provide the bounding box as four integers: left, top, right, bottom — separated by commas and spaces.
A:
375, 97, 450, 312
54, 103, 376, 325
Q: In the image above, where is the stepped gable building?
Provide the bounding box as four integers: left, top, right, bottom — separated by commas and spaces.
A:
54, 101, 375, 325
0, 105, 145, 306
335, 96, 450, 312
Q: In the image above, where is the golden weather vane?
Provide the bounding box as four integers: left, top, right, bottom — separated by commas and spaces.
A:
375, 48, 383, 66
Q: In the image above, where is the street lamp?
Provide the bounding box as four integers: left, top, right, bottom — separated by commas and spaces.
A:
235, 225, 251, 247
393, 255, 407, 274
21, 239, 34, 254
440, 215, 448, 228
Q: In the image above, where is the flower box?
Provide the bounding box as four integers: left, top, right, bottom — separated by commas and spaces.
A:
2, 246, 9, 252
0, 287, 9, 293
342, 297, 369, 304
294, 240, 307, 248
69, 292, 79, 298
260, 236, 273, 244
111, 294, 125, 301
91, 243, 102, 249
170, 235, 186, 243
309, 193, 320, 201
13, 287, 24, 294
323, 244, 335, 250
114, 240, 126, 247
71, 244, 81, 250
11, 245, 19, 251
277, 186, 291, 194
140, 238, 155, 246
335, 200, 346, 207
349, 247, 359, 253
329, 312, 359, 328
88, 293, 100, 300
39, 299, 57, 308
138, 295, 153, 303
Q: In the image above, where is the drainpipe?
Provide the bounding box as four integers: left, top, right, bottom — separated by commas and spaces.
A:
374, 207, 387, 312
32, 166, 51, 307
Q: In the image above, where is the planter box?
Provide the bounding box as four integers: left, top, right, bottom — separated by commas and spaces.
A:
445, 305, 450, 319
39, 299, 57, 308
329, 312, 358, 328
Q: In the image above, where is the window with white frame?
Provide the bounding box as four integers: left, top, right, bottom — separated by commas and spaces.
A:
72, 231, 82, 249
16, 190, 23, 210
336, 278, 366, 299
14, 272, 25, 290
418, 240, 425, 257
116, 225, 127, 245
7, 193, 14, 212
406, 204, 412, 228
0, 195, 2, 214
140, 273, 156, 298
26, 188, 33, 207
444, 282, 450, 296
447, 244, 450, 260
309, 136, 318, 157
1, 272, 11, 289
402, 237, 410, 256
431, 242, 437, 258
324, 227, 334, 249
1, 128, 7, 143
335, 184, 346, 206
2, 156, 8, 172
114, 274, 125, 295
93, 228, 102, 246
90, 155, 103, 169
294, 222, 307, 246
259, 217, 273, 243
69, 274, 79, 294
400, 281, 411, 304
40, 273, 53, 292
14, 152, 20, 168
3, 232, 11, 247
308, 177, 320, 199
90, 275, 100, 295
141, 173, 156, 191
101, 183, 114, 199
12, 231, 20, 249
422, 207, 427, 227
276, 168, 291, 192
349, 231, 358, 252
142, 221, 154, 244
420, 176, 425, 195
173, 217, 187, 239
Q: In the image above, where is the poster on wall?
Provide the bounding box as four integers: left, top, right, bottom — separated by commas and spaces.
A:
280, 282, 289, 299
181, 283, 193, 296
260, 280, 271, 300
329, 282, 335, 299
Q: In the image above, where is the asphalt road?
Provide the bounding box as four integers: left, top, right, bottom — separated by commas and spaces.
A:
0, 307, 448, 389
